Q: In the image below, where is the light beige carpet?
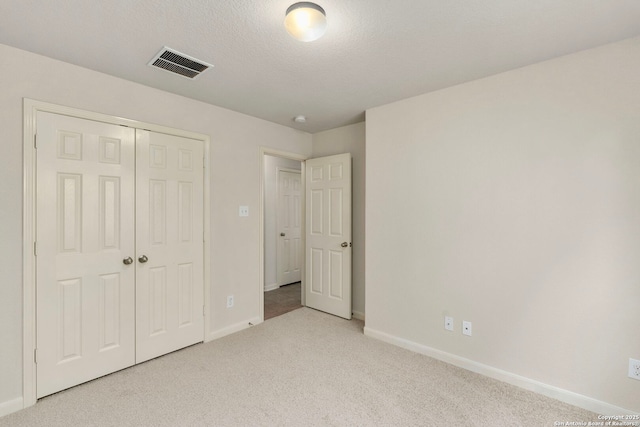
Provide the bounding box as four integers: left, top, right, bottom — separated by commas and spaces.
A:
1, 308, 598, 426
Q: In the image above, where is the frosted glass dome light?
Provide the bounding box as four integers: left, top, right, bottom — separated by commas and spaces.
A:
284, 2, 327, 42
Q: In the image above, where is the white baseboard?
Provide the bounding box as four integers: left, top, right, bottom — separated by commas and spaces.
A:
0, 396, 24, 418
363, 326, 637, 416
264, 283, 279, 292
207, 317, 262, 341
352, 311, 365, 321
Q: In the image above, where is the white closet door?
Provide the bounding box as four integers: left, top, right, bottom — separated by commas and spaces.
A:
36, 112, 136, 398
277, 169, 302, 286
305, 153, 352, 319
135, 130, 204, 363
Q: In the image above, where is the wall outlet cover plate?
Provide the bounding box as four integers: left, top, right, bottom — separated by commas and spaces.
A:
462, 321, 472, 336
444, 316, 454, 331
629, 358, 640, 380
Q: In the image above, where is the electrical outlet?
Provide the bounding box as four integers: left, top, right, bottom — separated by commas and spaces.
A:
226, 295, 234, 308
444, 316, 454, 331
629, 358, 640, 380
239, 206, 249, 217
462, 321, 472, 336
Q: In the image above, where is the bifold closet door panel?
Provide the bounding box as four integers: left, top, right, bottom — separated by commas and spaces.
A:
36, 112, 136, 398
135, 129, 205, 363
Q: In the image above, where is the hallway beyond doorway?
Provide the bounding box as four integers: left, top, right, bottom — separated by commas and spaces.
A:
264, 283, 302, 320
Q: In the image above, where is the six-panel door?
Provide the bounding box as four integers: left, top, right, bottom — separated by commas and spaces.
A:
277, 169, 302, 286
135, 130, 204, 363
36, 112, 137, 398
305, 153, 352, 320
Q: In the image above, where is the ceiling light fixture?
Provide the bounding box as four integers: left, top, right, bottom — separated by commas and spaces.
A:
284, 2, 327, 42
294, 115, 307, 123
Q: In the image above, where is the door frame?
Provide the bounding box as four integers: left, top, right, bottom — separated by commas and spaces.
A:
259, 148, 307, 322
22, 99, 211, 408
275, 167, 303, 287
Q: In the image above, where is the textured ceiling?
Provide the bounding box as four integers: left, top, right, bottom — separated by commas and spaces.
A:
1, 0, 640, 133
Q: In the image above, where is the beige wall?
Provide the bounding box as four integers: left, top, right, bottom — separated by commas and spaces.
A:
365, 37, 640, 412
312, 123, 366, 318
0, 43, 312, 409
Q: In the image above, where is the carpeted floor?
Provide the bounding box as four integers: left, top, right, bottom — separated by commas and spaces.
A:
264, 282, 302, 320
1, 308, 598, 426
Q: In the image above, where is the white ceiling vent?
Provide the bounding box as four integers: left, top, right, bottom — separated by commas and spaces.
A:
148, 47, 213, 79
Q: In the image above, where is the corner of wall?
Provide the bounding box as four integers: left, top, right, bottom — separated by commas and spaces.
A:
0, 397, 24, 418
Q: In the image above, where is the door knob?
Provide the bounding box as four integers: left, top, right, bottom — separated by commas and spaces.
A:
138, 255, 148, 263
123, 257, 133, 265
280, 232, 286, 237
341, 242, 348, 248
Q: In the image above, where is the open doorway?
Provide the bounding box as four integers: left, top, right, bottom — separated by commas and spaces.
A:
259, 148, 353, 322
262, 153, 305, 320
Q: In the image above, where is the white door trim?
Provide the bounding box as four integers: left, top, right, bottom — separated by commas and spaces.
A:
259, 147, 307, 322
22, 98, 211, 409
275, 167, 302, 287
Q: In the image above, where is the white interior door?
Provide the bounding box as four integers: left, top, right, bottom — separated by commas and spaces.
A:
277, 169, 302, 286
135, 130, 204, 363
305, 153, 352, 319
36, 112, 136, 398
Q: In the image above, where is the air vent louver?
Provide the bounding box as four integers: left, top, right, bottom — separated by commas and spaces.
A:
148, 47, 213, 79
